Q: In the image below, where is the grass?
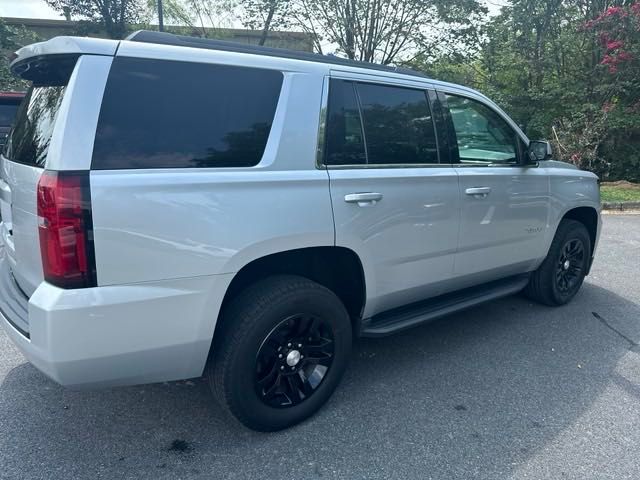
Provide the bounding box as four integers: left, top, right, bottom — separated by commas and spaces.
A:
600, 182, 640, 203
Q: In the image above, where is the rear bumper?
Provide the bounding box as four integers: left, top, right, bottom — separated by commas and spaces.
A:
0, 253, 233, 388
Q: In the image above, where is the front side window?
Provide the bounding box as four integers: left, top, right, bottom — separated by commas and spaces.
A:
92, 58, 283, 169
445, 94, 519, 164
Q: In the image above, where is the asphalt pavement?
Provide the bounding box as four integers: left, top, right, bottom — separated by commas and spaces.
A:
1, 214, 639, 480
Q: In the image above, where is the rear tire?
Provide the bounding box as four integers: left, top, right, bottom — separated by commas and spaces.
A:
207, 275, 352, 431
525, 219, 591, 306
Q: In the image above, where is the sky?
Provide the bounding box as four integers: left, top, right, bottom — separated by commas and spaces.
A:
0, 0, 508, 20
0, 0, 60, 19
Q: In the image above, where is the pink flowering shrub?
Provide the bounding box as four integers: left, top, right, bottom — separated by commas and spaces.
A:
585, 2, 640, 74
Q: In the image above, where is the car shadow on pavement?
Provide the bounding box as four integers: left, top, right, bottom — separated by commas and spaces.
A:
1, 282, 639, 479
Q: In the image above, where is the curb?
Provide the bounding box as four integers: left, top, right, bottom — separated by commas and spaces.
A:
602, 201, 640, 211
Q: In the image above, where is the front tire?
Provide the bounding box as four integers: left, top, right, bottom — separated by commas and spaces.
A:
207, 275, 352, 431
525, 219, 591, 306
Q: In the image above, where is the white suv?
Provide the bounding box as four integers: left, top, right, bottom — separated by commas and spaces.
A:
0, 31, 601, 431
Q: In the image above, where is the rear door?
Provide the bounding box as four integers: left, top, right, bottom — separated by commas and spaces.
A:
325, 77, 460, 317
438, 91, 550, 283
1, 84, 67, 295
1, 54, 111, 296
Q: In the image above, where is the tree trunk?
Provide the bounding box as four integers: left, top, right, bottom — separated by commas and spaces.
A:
259, 3, 277, 46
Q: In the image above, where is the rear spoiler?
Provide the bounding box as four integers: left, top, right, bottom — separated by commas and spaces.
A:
10, 36, 119, 75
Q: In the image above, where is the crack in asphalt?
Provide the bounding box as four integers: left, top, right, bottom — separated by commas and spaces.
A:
592, 311, 639, 350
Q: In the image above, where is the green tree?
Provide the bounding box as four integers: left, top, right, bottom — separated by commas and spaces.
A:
146, 0, 237, 37
289, 0, 486, 64
0, 19, 39, 91
242, 0, 290, 45
414, 0, 639, 181
44, 0, 147, 39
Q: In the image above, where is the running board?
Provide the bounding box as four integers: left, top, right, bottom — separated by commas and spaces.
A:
360, 274, 530, 337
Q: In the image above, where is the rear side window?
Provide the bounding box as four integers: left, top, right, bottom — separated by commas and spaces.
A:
356, 83, 438, 165
324, 79, 438, 166
0, 104, 19, 126
4, 87, 66, 167
3, 55, 76, 167
325, 80, 366, 166
92, 58, 283, 170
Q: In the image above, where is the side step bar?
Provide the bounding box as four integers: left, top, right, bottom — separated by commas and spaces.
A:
360, 274, 530, 337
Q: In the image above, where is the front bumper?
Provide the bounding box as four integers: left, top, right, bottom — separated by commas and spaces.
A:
0, 253, 233, 388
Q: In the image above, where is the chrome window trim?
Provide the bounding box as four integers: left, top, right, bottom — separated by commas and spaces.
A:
330, 69, 433, 90
326, 163, 452, 170
315, 75, 329, 170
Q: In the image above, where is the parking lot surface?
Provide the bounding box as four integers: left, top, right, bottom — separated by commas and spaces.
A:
1, 214, 639, 480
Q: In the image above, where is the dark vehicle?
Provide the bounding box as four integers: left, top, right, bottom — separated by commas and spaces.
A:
0, 92, 25, 149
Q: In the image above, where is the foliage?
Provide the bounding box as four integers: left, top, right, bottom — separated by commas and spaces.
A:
411, 0, 640, 182
145, 0, 237, 37
242, 0, 291, 45
44, 0, 147, 38
0, 19, 39, 91
288, 0, 486, 64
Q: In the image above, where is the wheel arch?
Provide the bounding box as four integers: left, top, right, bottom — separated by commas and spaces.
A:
559, 206, 600, 274
214, 246, 367, 339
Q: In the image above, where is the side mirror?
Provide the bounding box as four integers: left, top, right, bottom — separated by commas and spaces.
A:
526, 140, 552, 163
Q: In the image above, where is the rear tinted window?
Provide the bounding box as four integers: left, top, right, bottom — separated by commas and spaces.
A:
325, 80, 366, 166
3, 55, 77, 166
92, 58, 283, 170
324, 80, 439, 166
356, 83, 438, 165
3, 86, 66, 167
0, 104, 20, 126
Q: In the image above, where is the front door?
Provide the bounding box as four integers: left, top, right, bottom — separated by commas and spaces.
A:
439, 91, 550, 283
324, 78, 460, 317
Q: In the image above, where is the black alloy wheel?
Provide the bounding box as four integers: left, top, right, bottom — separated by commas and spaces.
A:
525, 219, 592, 306
255, 314, 334, 408
555, 238, 586, 294
208, 275, 352, 431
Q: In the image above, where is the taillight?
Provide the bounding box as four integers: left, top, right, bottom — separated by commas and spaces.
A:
37, 171, 96, 289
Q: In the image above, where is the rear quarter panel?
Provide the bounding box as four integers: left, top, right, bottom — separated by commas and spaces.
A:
90, 169, 334, 284
90, 69, 334, 285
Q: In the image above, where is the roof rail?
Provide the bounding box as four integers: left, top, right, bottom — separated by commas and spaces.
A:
126, 30, 427, 79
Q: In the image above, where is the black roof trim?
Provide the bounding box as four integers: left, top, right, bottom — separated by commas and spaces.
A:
126, 30, 427, 79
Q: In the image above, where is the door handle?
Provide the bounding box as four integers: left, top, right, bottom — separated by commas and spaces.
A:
344, 192, 383, 207
465, 187, 491, 198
